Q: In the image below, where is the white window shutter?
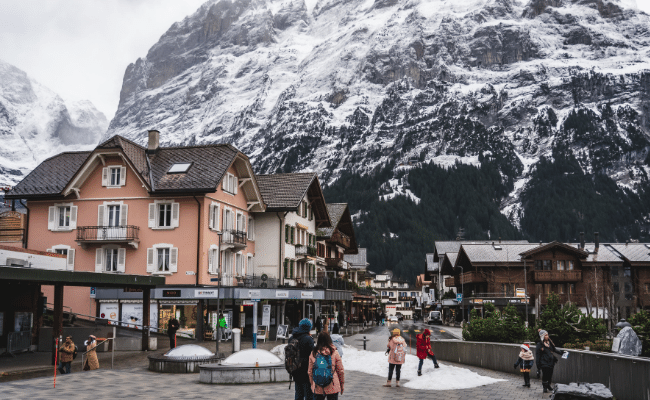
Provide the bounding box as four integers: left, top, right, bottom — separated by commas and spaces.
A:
170, 247, 178, 273
95, 249, 103, 272
67, 249, 75, 270
146, 248, 155, 273
234, 175, 238, 194
120, 166, 126, 186
171, 202, 180, 228
69, 206, 78, 229
97, 205, 105, 226
222, 175, 227, 190
223, 208, 227, 231
117, 248, 126, 272
120, 204, 128, 226
215, 205, 220, 231
208, 204, 214, 230
148, 203, 156, 228
208, 249, 214, 273
48, 207, 56, 231
102, 168, 109, 186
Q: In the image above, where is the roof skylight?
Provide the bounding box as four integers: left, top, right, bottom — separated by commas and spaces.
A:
168, 163, 192, 174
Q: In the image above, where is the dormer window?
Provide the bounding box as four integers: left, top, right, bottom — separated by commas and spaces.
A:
102, 166, 126, 187
168, 163, 192, 174
223, 173, 237, 195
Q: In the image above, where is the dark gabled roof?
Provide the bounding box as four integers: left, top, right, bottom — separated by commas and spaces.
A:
318, 203, 347, 238
98, 136, 150, 186
606, 243, 650, 264
6, 152, 91, 198
344, 248, 368, 267
461, 243, 540, 264
519, 241, 589, 259
256, 173, 317, 210
317, 203, 358, 253
149, 145, 239, 192
435, 240, 529, 258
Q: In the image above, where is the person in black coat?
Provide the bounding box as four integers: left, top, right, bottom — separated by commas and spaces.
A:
535, 329, 564, 393
168, 317, 180, 348
291, 318, 315, 400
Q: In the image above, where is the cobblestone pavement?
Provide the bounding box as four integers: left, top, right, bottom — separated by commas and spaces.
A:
0, 323, 555, 400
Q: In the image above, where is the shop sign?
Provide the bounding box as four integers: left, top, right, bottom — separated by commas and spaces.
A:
262, 305, 271, 326
195, 289, 218, 298
163, 290, 181, 298
248, 290, 261, 298
509, 298, 529, 304
516, 288, 526, 298
471, 299, 483, 304
276, 291, 289, 298
301, 291, 314, 299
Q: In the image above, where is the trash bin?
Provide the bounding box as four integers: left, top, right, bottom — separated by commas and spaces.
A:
232, 328, 241, 353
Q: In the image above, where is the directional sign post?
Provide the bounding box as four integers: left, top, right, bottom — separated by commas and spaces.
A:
456, 293, 463, 303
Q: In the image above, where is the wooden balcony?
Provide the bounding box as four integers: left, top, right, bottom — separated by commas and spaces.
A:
534, 270, 582, 282
445, 276, 458, 287
325, 258, 348, 270
460, 271, 486, 285
329, 231, 351, 248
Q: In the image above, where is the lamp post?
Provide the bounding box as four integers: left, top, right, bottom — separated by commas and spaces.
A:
216, 232, 223, 357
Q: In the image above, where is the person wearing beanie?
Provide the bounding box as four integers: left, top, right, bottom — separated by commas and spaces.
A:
383, 328, 407, 387
514, 343, 535, 387
291, 318, 315, 400
416, 329, 440, 376
535, 329, 564, 394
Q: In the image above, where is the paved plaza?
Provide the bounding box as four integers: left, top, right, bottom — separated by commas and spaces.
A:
0, 323, 555, 399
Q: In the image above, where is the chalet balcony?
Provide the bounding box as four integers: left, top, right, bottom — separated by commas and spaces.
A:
221, 229, 247, 249
329, 231, 351, 248
534, 270, 582, 282
398, 296, 413, 301
445, 276, 458, 287
460, 271, 486, 285
0, 229, 24, 243
76, 226, 139, 247
325, 258, 348, 270
295, 245, 317, 258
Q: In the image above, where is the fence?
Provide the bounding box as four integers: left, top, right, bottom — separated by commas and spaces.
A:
7, 331, 32, 355
432, 340, 650, 400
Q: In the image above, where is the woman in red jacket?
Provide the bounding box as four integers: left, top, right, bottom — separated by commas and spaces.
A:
416, 329, 440, 376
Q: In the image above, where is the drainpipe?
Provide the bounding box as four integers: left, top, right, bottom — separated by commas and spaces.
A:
20, 200, 29, 249
193, 196, 201, 286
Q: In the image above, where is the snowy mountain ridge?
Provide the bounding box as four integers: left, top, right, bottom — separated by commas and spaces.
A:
0, 59, 108, 187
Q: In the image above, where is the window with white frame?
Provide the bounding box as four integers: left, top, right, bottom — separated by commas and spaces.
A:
102, 166, 126, 187
222, 173, 237, 195
47, 203, 77, 231
247, 217, 254, 240
223, 208, 234, 231
208, 202, 220, 231
236, 211, 245, 233
148, 201, 179, 229
222, 250, 233, 277
95, 246, 125, 273
235, 252, 243, 276
47, 244, 75, 270
208, 245, 220, 274
247, 254, 254, 274
146, 244, 178, 274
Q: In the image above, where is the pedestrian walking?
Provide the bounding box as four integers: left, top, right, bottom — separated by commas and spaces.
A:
416, 328, 439, 375
168, 317, 180, 348
514, 343, 534, 387
535, 329, 565, 393
290, 318, 315, 400
315, 316, 322, 334
57, 335, 76, 374
384, 328, 406, 387
330, 325, 345, 357
218, 312, 227, 341
308, 332, 345, 400
83, 335, 100, 371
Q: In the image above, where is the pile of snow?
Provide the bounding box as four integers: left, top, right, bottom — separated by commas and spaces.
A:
343, 348, 505, 390
222, 349, 282, 365
164, 344, 214, 358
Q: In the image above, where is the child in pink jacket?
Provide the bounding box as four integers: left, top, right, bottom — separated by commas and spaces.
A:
384, 328, 407, 387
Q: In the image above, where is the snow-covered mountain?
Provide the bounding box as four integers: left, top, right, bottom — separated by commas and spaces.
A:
106, 0, 649, 228
0, 59, 108, 186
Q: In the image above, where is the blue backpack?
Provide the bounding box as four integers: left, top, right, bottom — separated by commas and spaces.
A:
312, 352, 334, 388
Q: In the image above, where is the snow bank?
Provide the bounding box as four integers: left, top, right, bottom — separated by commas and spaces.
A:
342, 348, 506, 390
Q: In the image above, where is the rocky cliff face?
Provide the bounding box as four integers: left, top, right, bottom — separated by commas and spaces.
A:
106, 0, 650, 229
0, 59, 108, 186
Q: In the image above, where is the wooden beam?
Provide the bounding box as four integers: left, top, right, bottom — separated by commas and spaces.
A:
238, 177, 251, 187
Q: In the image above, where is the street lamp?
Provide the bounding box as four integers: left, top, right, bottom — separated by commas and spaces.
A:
216, 231, 223, 357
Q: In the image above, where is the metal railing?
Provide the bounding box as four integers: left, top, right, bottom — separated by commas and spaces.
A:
295, 245, 317, 257
7, 331, 31, 356
222, 230, 247, 246
314, 277, 358, 291
76, 225, 139, 242
238, 274, 279, 288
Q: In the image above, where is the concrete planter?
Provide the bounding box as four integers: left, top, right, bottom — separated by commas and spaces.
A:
199, 363, 290, 384
148, 354, 221, 373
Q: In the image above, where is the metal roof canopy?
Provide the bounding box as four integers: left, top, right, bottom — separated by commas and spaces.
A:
0, 266, 165, 288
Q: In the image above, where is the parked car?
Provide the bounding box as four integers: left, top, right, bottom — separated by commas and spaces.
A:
388, 315, 399, 323
426, 310, 442, 324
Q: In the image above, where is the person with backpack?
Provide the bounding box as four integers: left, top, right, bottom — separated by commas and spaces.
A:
308, 332, 344, 400
57, 336, 76, 374
286, 318, 315, 400
416, 329, 440, 375
384, 328, 406, 387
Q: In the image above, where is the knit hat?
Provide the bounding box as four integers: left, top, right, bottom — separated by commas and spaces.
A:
392, 328, 401, 336
520, 343, 530, 351
538, 329, 548, 341
299, 318, 312, 330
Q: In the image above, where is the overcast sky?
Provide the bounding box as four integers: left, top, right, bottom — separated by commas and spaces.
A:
0, 0, 205, 121
1, 0, 649, 123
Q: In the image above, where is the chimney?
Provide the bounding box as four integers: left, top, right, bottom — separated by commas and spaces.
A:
594, 232, 599, 251
580, 232, 585, 249
147, 130, 160, 154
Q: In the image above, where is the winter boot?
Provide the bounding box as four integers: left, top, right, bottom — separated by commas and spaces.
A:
396, 381, 401, 387
435, 364, 440, 368
417, 370, 422, 376
542, 382, 549, 393
383, 380, 392, 387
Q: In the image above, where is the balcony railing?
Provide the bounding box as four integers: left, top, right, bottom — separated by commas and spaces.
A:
314, 277, 358, 291
460, 271, 486, 285
222, 230, 247, 247
445, 276, 457, 287
0, 229, 24, 242
356, 287, 375, 296
325, 258, 348, 269
534, 270, 582, 282
295, 245, 317, 257
236, 274, 279, 289
76, 226, 139, 242
329, 231, 351, 248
